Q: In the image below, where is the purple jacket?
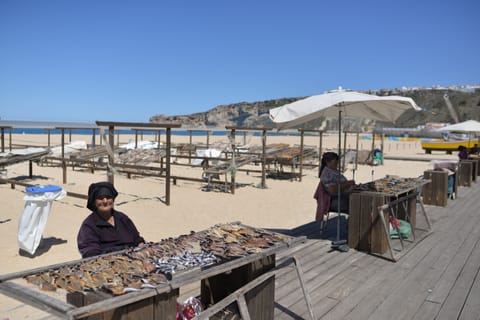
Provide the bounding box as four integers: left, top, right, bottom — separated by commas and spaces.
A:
77, 209, 145, 258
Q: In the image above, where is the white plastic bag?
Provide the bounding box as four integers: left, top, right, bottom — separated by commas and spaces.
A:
18, 186, 66, 255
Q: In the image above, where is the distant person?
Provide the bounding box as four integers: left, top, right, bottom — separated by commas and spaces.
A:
77, 182, 145, 258
318, 152, 356, 214
458, 146, 468, 160
469, 144, 479, 156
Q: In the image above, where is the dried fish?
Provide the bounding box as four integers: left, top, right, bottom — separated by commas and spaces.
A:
23, 223, 292, 295
155, 250, 218, 275
104, 285, 125, 295
242, 237, 270, 248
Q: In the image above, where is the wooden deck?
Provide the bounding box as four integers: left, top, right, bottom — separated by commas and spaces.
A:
2, 180, 479, 319
273, 180, 480, 320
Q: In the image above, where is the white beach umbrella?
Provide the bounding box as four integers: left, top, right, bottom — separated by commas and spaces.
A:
269, 88, 421, 247
269, 88, 421, 130
437, 120, 480, 134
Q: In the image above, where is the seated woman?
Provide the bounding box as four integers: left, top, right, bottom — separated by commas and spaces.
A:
319, 152, 356, 214
77, 181, 145, 258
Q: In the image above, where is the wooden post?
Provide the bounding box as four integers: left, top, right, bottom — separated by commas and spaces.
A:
381, 133, 385, 165
166, 127, 172, 205
9, 128, 12, 151
189, 130, 193, 164
261, 130, 267, 189
342, 131, 347, 172
29, 160, 33, 178
108, 125, 115, 185
318, 131, 323, 178
47, 129, 51, 148
371, 133, 376, 164
135, 129, 139, 149
355, 132, 360, 174
1, 127, 4, 153
230, 128, 236, 194
61, 128, 67, 184
91, 129, 96, 148
299, 130, 304, 182
206, 131, 210, 148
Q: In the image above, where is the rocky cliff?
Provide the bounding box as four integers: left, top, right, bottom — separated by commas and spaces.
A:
150, 86, 480, 132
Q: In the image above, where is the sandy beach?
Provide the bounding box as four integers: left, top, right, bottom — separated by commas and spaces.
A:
0, 132, 458, 319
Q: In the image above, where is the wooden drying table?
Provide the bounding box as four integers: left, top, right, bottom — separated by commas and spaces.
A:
348, 177, 432, 262
0, 223, 305, 319
202, 155, 258, 193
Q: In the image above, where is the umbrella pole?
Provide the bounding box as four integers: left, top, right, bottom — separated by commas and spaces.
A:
332, 108, 347, 251
338, 109, 342, 171
337, 110, 341, 242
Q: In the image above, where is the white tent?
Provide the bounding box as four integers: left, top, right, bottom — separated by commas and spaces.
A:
437, 120, 480, 134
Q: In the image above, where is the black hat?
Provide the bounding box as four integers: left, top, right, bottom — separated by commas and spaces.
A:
87, 182, 118, 211
95, 186, 115, 199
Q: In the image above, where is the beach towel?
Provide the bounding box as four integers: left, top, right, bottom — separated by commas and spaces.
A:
313, 181, 330, 221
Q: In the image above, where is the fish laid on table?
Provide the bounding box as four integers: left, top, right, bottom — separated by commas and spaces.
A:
23, 223, 292, 295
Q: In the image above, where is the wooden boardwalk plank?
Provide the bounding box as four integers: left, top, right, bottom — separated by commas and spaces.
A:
367, 191, 480, 320
303, 254, 379, 319
275, 242, 355, 302
320, 212, 451, 319
436, 236, 480, 320
458, 248, 480, 320
369, 221, 478, 320
425, 217, 479, 304
412, 301, 442, 320
275, 252, 365, 319
354, 200, 476, 319
273, 182, 480, 320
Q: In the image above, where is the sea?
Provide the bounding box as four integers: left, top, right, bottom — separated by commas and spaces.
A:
7, 128, 290, 137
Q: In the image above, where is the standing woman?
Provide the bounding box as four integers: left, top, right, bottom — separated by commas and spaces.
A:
77, 181, 145, 258
319, 152, 356, 214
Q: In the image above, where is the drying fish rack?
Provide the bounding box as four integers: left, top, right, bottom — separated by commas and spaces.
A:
0, 223, 308, 319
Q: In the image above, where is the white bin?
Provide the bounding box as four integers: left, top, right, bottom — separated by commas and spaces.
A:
18, 185, 66, 255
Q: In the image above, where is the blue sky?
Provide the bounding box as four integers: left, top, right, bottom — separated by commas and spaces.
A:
1, 0, 479, 123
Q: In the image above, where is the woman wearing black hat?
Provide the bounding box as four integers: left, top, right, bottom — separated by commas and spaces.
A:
77, 182, 145, 258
